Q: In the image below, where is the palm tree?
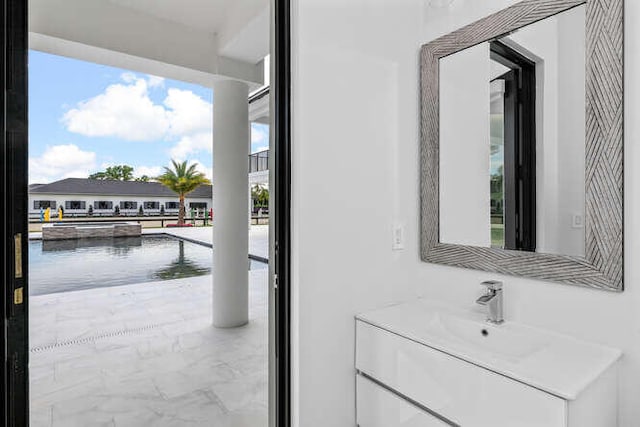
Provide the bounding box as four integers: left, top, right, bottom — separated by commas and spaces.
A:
157, 160, 211, 225
152, 241, 210, 280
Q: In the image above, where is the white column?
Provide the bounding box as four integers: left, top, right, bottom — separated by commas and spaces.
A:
212, 79, 249, 328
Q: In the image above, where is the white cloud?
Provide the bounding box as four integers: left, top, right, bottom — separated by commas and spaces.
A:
251, 124, 268, 144
165, 88, 212, 136
121, 72, 137, 83
135, 165, 163, 178
62, 75, 169, 141
62, 74, 214, 163
147, 75, 165, 88
29, 144, 97, 183
190, 160, 213, 180
170, 132, 213, 161
251, 123, 269, 153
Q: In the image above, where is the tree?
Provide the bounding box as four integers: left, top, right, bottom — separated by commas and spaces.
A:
135, 175, 150, 182
156, 160, 211, 225
251, 184, 269, 210
89, 165, 135, 181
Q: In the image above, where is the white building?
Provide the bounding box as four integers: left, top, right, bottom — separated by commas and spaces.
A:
28, 178, 212, 217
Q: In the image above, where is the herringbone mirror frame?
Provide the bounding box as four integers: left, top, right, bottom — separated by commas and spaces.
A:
420, 0, 624, 291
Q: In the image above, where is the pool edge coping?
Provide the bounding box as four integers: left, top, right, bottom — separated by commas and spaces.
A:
28, 231, 269, 264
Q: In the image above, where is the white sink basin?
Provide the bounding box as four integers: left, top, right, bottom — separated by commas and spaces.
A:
356, 298, 621, 400
424, 312, 545, 362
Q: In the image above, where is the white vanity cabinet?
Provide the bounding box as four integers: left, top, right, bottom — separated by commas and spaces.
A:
355, 301, 621, 427
357, 375, 450, 427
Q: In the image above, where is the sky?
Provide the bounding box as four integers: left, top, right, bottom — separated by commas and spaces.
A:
28, 50, 269, 184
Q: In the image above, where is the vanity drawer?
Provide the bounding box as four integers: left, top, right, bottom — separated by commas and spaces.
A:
357, 374, 452, 427
356, 321, 567, 427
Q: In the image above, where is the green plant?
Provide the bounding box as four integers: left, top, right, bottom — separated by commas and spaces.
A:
251, 184, 269, 209
156, 160, 211, 225
138, 205, 144, 216
89, 165, 135, 181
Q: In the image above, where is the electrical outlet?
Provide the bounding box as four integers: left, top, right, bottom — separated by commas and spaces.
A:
392, 224, 405, 250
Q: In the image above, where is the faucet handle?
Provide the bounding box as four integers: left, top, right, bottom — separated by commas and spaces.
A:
480, 280, 503, 291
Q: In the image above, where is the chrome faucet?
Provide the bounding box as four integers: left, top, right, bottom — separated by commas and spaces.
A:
476, 280, 504, 324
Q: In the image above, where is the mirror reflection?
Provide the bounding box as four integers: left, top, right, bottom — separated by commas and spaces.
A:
439, 5, 586, 257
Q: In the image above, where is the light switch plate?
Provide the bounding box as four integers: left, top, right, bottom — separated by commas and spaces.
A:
392, 224, 404, 250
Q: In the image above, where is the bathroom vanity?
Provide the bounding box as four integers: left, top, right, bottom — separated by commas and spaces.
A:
355, 299, 621, 426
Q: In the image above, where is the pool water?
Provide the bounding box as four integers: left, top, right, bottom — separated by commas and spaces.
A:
29, 235, 266, 296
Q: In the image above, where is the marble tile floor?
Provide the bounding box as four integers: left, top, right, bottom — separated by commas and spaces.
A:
29, 271, 268, 427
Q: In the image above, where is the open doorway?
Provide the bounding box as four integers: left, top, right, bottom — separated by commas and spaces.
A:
28, 52, 270, 425
2, 0, 291, 426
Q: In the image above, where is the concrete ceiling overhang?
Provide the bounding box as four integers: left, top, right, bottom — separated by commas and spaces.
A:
249, 90, 270, 124
28, 0, 270, 89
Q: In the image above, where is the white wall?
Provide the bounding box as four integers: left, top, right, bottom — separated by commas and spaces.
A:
249, 170, 269, 186
556, 7, 586, 257
439, 43, 491, 247
291, 1, 639, 426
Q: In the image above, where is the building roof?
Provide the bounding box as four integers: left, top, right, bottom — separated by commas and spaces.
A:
29, 183, 46, 191
29, 178, 212, 198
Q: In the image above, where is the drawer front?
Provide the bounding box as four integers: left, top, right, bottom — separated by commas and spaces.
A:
357, 374, 451, 427
356, 321, 567, 427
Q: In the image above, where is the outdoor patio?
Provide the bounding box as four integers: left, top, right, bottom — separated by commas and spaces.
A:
28, 226, 269, 427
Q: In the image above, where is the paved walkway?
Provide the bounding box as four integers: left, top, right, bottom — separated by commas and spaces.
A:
29, 226, 270, 426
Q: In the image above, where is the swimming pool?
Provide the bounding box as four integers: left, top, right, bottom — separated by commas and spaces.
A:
28, 234, 266, 295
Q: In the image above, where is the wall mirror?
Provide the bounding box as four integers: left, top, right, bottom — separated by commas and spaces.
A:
420, 0, 623, 291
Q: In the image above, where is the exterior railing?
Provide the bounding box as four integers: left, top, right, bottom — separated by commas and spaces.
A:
28, 216, 210, 228
28, 215, 269, 229
249, 150, 269, 173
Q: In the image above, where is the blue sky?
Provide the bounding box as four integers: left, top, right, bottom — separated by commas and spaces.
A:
28, 50, 269, 183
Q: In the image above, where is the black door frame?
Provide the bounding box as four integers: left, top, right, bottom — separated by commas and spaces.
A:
274, 0, 291, 425
2, 0, 292, 425
2, 0, 30, 425
490, 41, 537, 252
